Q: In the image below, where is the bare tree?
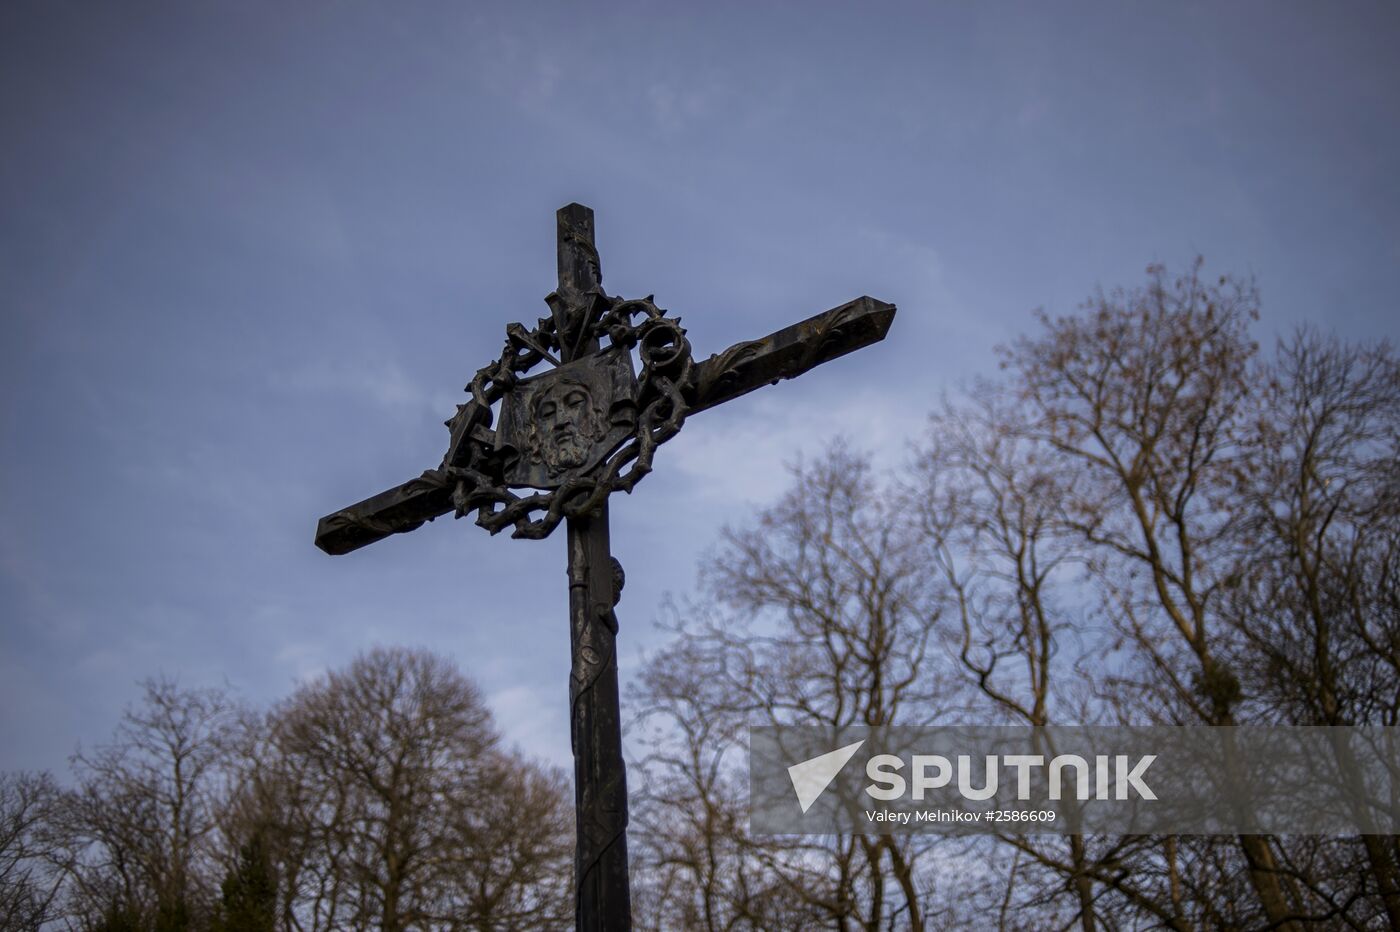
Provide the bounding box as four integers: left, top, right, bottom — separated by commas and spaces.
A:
241, 646, 570, 931
1225, 330, 1400, 927
915, 395, 1157, 932
7, 652, 572, 931
634, 260, 1400, 930
992, 260, 1317, 929
0, 771, 63, 930
1000, 261, 1259, 728
920, 264, 1400, 928
632, 445, 955, 930
51, 678, 239, 931
631, 626, 841, 931
441, 748, 573, 928
1230, 331, 1400, 726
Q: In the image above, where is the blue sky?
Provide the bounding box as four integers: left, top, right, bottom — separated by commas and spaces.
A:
3, 1, 1398, 772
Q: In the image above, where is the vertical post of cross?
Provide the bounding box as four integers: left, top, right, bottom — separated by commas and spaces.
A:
555, 203, 631, 931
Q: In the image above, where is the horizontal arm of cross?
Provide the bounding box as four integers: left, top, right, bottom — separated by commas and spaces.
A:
314, 296, 895, 555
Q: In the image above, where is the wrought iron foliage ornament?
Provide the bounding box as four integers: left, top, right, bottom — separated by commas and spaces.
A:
415, 295, 693, 540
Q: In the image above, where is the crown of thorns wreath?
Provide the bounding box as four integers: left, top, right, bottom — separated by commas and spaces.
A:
405, 293, 693, 540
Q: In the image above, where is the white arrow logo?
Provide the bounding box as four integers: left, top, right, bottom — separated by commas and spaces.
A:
788, 740, 866, 813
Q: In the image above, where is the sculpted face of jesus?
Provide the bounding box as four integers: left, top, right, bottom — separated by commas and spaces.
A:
531, 378, 605, 473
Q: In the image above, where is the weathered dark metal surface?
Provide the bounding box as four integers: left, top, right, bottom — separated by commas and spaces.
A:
554, 205, 632, 931
496, 345, 639, 489
688, 295, 895, 414
314, 203, 895, 932
314, 294, 895, 555
567, 505, 629, 931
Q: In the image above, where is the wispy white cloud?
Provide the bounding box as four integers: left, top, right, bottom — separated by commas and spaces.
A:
645, 76, 729, 134
269, 358, 442, 414
672, 383, 928, 509
273, 641, 329, 684
489, 683, 568, 767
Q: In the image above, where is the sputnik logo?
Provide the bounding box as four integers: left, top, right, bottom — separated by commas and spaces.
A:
788, 740, 866, 813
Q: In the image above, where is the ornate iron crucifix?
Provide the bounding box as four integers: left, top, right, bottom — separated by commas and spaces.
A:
315, 204, 895, 930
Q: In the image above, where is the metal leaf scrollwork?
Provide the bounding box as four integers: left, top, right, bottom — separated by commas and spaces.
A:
694, 339, 764, 401
417, 295, 694, 540
796, 297, 863, 371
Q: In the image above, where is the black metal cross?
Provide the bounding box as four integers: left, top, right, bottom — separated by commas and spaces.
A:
315, 204, 894, 931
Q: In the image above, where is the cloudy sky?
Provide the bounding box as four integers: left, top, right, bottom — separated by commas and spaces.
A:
3, 1, 1398, 773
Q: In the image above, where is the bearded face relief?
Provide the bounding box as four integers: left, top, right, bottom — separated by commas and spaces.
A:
494, 345, 641, 491
530, 378, 606, 475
